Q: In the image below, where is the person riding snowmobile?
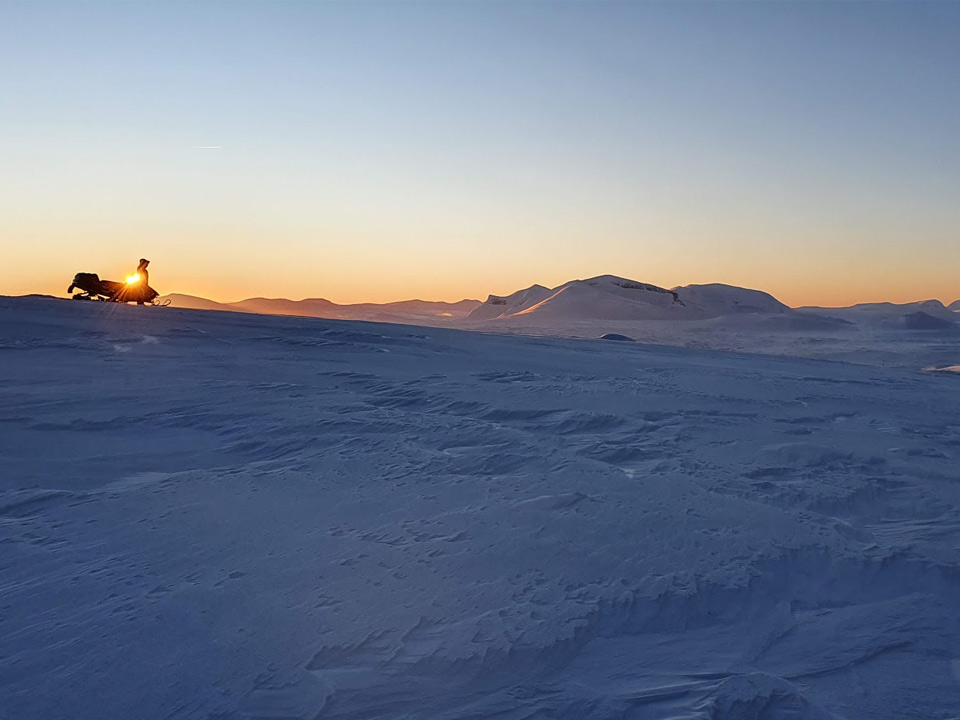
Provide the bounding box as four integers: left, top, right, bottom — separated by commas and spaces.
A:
136, 258, 150, 287
66, 257, 160, 304
119, 258, 156, 303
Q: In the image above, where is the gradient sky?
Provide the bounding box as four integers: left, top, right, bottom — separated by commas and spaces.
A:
2, 1, 958, 306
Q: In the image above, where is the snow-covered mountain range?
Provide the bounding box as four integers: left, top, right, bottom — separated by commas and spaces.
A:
801, 298, 959, 322
162, 275, 955, 331
452, 278, 957, 369
161, 275, 800, 326
162, 293, 480, 324
469, 275, 788, 321
149, 275, 960, 370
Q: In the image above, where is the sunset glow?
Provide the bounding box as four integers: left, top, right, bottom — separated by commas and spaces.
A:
1, 2, 958, 307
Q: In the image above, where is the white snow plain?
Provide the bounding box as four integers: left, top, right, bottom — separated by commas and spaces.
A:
2, 296, 959, 720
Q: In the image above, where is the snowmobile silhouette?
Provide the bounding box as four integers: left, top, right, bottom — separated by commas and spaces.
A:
68, 258, 166, 305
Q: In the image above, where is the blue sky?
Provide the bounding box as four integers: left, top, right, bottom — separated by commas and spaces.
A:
1, 1, 958, 304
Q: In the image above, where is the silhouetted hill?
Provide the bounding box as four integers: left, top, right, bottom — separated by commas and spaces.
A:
160, 293, 481, 326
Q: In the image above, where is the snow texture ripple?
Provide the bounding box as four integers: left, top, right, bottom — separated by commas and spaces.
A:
1, 296, 959, 720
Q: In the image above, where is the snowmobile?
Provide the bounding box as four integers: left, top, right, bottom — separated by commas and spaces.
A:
67, 271, 166, 305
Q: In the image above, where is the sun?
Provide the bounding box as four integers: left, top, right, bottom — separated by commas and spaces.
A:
126, 273, 140, 284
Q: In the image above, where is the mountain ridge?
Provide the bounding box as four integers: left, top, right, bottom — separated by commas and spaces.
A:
798, 298, 957, 322
162, 293, 482, 325
468, 275, 788, 322
159, 276, 957, 329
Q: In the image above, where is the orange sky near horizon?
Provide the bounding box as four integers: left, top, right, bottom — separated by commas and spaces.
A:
2, 3, 959, 311
4, 232, 957, 310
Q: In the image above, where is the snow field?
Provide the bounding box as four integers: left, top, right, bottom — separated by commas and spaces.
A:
1, 296, 959, 719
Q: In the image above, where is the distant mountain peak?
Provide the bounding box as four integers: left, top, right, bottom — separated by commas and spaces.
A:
469, 275, 787, 322
581, 275, 685, 305
672, 283, 789, 316
903, 311, 956, 330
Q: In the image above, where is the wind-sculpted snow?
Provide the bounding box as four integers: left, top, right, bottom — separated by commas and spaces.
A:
2, 296, 960, 720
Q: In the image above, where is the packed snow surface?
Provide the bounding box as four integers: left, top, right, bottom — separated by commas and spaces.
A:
2, 296, 960, 720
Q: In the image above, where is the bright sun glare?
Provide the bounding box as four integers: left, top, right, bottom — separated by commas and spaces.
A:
126, 274, 140, 284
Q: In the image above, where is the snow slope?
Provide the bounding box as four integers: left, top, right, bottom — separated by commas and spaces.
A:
471, 275, 691, 321
902, 311, 957, 330
2, 296, 960, 720
674, 282, 789, 316
949, 299, 960, 312
463, 311, 957, 373
467, 284, 553, 321
469, 275, 792, 323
